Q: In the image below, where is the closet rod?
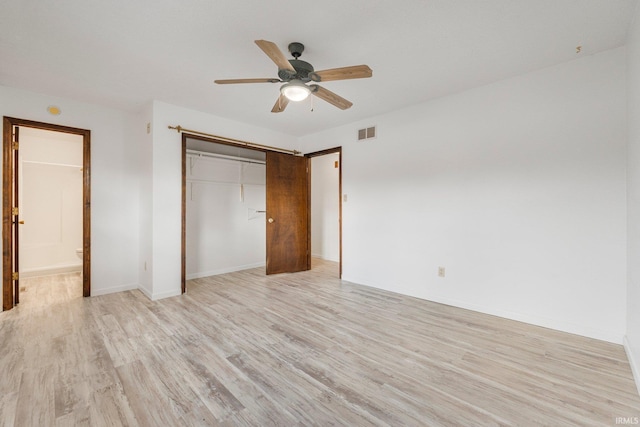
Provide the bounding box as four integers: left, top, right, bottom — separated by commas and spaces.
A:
186, 149, 265, 165
169, 125, 301, 155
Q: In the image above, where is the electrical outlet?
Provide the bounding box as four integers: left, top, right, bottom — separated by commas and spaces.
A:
146, 123, 151, 134
343, 194, 348, 202
438, 267, 445, 277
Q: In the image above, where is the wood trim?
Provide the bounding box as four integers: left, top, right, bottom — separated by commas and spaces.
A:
181, 134, 187, 294
2, 118, 13, 310
82, 127, 91, 297
2, 117, 91, 309
13, 127, 19, 304
305, 146, 342, 158
307, 156, 312, 271
338, 150, 342, 278
305, 147, 343, 278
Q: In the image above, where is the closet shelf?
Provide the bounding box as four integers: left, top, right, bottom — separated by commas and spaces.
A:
186, 178, 265, 186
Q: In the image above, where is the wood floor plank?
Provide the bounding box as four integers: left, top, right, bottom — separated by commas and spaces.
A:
55, 404, 90, 427
1, 262, 639, 426
14, 367, 55, 427
180, 339, 300, 426
0, 392, 18, 427
87, 384, 139, 427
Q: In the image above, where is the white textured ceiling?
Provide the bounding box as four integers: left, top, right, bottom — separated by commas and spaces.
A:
0, 0, 637, 137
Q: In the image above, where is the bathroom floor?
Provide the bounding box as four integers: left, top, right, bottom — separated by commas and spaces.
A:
17, 272, 82, 309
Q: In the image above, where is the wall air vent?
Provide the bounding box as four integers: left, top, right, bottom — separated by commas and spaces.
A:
357, 126, 376, 141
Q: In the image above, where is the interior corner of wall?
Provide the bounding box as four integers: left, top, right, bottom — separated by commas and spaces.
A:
624, 335, 640, 397
138, 283, 153, 300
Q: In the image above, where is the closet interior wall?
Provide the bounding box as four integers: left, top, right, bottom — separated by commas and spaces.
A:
185, 144, 266, 279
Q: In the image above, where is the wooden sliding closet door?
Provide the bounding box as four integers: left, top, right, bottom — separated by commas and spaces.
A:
265, 151, 310, 274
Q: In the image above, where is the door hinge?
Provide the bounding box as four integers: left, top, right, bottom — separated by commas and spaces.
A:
12, 141, 18, 150
12, 207, 19, 216
12, 272, 18, 281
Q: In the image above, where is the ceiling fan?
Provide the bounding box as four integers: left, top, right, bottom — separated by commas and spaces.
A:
215, 40, 372, 113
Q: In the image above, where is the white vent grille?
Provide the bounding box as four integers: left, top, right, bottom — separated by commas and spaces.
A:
357, 126, 376, 141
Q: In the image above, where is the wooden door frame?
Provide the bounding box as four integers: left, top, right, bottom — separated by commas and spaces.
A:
305, 147, 343, 278
2, 117, 91, 310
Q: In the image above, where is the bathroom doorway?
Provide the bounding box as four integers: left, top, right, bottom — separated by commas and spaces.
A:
2, 117, 91, 310
307, 147, 342, 277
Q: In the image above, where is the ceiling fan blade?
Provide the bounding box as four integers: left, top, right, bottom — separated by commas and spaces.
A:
214, 78, 280, 84
271, 94, 289, 113
311, 85, 353, 110
310, 65, 372, 82
255, 40, 296, 73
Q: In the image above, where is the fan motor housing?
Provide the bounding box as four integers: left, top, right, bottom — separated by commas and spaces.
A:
279, 59, 315, 82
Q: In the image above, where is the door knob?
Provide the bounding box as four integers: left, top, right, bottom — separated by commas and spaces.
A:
268, 218, 274, 223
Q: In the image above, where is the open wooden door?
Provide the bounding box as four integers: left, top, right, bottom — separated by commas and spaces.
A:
266, 151, 310, 274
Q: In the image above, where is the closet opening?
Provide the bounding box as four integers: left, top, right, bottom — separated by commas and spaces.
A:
181, 131, 315, 293
182, 136, 267, 291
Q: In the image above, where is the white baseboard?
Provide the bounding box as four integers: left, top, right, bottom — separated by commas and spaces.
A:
138, 284, 152, 300
624, 336, 640, 397
136, 283, 181, 301
341, 275, 623, 344
21, 263, 82, 278
426, 294, 623, 344
151, 289, 182, 301
311, 253, 340, 262
186, 262, 265, 280
90, 282, 139, 297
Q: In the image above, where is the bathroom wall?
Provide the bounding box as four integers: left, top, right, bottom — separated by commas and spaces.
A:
18, 127, 83, 277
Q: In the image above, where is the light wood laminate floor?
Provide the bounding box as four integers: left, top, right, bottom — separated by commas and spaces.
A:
1, 260, 639, 426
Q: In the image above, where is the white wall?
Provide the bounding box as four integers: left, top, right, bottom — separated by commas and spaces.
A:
143, 101, 298, 300
0, 85, 140, 305
626, 3, 640, 394
311, 153, 340, 262
186, 155, 265, 278
136, 103, 154, 298
300, 47, 628, 343
19, 128, 83, 277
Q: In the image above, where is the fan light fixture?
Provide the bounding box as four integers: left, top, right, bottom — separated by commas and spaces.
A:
280, 79, 311, 102
214, 40, 372, 112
